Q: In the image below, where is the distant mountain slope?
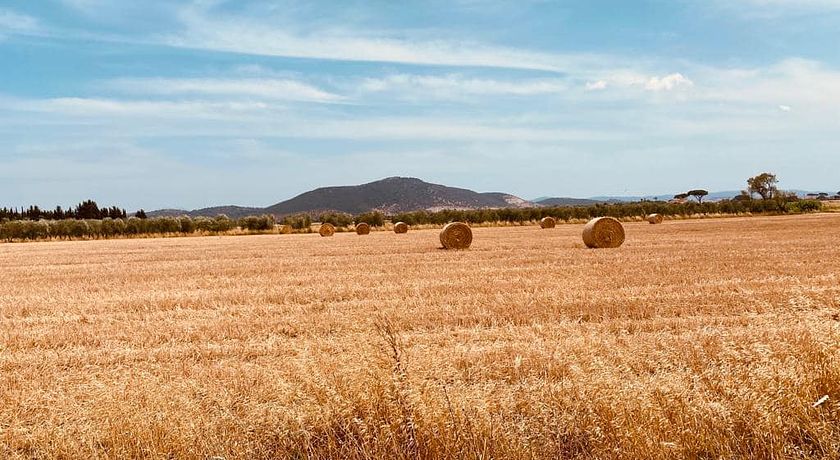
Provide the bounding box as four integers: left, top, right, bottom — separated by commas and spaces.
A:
147, 208, 189, 218
582, 191, 743, 203
535, 197, 604, 206
147, 178, 784, 218
149, 206, 263, 219
264, 177, 535, 215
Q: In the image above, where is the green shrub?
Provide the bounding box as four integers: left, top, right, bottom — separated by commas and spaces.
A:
318, 212, 353, 227
239, 215, 276, 231
179, 217, 196, 234
787, 200, 822, 213
282, 214, 311, 230
354, 211, 385, 227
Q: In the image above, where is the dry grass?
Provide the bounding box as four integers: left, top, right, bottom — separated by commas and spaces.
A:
1, 214, 839, 459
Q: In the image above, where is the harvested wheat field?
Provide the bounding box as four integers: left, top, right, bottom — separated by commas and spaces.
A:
1, 214, 839, 459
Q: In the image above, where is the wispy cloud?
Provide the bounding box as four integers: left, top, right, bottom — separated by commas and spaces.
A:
56, 0, 103, 11
358, 74, 567, 98
0, 8, 40, 35
161, 7, 581, 72
714, 0, 840, 18
17, 97, 272, 119
735, 0, 840, 9
106, 78, 344, 103
1, 94, 606, 143
693, 59, 840, 110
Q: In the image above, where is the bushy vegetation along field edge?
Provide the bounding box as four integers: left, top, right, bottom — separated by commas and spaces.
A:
0, 199, 824, 243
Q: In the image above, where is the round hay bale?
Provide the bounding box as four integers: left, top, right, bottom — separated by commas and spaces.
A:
356, 222, 371, 235
540, 217, 556, 229
582, 217, 625, 249
394, 222, 409, 234
319, 223, 335, 237
278, 224, 292, 234
440, 222, 472, 250
646, 213, 664, 225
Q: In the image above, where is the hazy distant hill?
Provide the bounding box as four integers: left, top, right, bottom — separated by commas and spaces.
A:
264, 177, 535, 215
149, 180, 806, 218
581, 191, 744, 203
150, 177, 535, 218
148, 205, 264, 219
535, 197, 606, 206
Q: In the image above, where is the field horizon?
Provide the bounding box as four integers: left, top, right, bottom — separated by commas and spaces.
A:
1, 214, 838, 458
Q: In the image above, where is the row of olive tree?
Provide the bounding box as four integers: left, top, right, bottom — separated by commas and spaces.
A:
280, 214, 312, 230
0, 215, 278, 242
390, 197, 821, 226
0, 196, 822, 241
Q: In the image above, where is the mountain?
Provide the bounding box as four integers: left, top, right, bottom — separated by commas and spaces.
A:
149, 177, 536, 218
264, 177, 535, 215
149, 178, 810, 218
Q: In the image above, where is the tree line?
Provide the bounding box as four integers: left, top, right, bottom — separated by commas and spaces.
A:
0, 200, 129, 220
276, 193, 821, 230
0, 215, 277, 242
388, 197, 821, 227
0, 197, 823, 242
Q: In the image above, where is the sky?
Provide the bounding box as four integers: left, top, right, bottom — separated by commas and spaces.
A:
1, 0, 839, 210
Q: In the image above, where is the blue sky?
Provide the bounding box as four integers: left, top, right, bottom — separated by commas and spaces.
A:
1, 0, 839, 210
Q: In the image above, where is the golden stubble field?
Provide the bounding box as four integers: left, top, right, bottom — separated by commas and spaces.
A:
1, 214, 839, 459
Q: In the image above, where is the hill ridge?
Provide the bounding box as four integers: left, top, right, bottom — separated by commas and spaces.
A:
150, 177, 535, 218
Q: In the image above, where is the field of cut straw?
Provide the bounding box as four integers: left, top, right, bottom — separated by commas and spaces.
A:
1, 214, 839, 459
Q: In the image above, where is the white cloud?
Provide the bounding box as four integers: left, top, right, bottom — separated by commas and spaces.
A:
585, 80, 608, 91
57, 0, 103, 11
162, 7, 590, 72
0, 95, 609, 143
693, 59, 840, 110
582, 72, 693, 92
18, 97, 272, 119
644, 73, 694, 91
0, 8, 40, 34
358, 74, 566, 97
107, 78, 343, 103
778, 104, 792, 112
713, 0, 840, 18
736, 0, 840, 9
